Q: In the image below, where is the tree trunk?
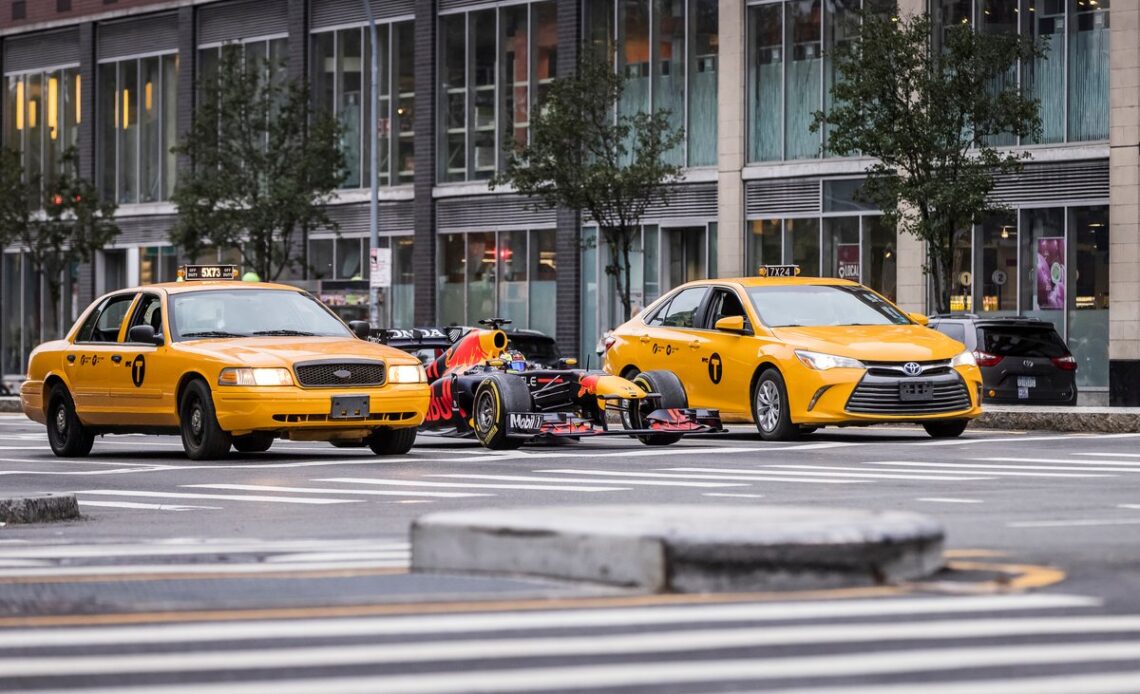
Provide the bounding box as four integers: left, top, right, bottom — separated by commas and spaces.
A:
620, 232, 633, 323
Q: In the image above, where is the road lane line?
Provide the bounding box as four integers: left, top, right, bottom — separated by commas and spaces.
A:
769, 463, 1110, 479
0, 541, 408, 559
21, 641, 1140, 694
917, 498, 983, 504
0, 560, 409, 581
664, 467, 993, 482
77, 501, 223, 511
703, 492, 767, 498
750, 672, 1140, 694
1009, 517, 1140, 528
0, 594, 1099, 649
313, 478, 632, 492
532, 469, 865, 484
1080, 452, 1140, 459
870, 461, 1140, 474
422, 473, 750, 488
979, 457, 1140, 467
9, 616, 1140, 679
183, 484, 495, 498
74, 490, 362, 505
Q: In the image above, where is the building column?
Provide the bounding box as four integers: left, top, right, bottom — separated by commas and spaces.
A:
1109, 0, 1140, 405
716, 0, 745, 278
413, 0, 438, 326
287, 0, 308, 83
556, 0, 583, 355
176, 7, 196, 184
78, 22, 98, 308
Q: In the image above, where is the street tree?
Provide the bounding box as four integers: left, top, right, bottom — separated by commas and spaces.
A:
0, 147, 119, 338
491, 50, 684, 321
171, 45, 345, 281
812, 12, 1041, 313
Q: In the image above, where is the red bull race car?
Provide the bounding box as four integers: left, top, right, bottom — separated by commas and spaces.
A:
387, 319, 722, 450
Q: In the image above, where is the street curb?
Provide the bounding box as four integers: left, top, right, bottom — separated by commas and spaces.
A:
0, 398, 21, 414
973, 406, 1140, 434
411, 505, 945, 592
0, 494, 81, 524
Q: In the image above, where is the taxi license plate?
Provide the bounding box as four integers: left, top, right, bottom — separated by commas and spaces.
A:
1017, 376, 1037, 388
899, 381, 934, 402
330, 395, 369, 419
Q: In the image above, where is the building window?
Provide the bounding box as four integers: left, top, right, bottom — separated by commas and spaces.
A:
12, 1, 25, 20
4, 67, 80, 196
439, 1, 559, 182
140, 246, 179, 284
198, 37, 288, 102
586, 0, 719, 168
307, 235, 415, 327
436, 229, 557, 333
97, 54, 178, 205
311, 21, 415, 188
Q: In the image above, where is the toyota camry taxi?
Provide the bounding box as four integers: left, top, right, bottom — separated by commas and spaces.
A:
21, 266, 429, 459
603, 266, 982, 440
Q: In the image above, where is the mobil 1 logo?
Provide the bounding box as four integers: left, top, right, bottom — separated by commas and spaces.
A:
508, 413, 543, 432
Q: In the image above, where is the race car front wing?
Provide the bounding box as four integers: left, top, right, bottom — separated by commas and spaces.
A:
505, 408, 723, 439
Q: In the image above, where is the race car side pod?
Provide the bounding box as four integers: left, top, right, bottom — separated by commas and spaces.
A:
424, 328, 509, 382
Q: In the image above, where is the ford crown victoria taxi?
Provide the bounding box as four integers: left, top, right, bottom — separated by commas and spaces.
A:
603, 268, 983, 440
20, 267, 430, 459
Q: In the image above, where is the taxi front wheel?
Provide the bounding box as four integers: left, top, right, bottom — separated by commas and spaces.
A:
367, 427, 417, 455
46, 385, 95, 458
752, 369, 799, 442
179, 380, 233, 460
923, 420, 969, 439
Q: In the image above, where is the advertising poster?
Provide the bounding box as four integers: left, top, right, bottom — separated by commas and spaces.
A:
836, 244, 860, 281
1036, 237, 1065, 310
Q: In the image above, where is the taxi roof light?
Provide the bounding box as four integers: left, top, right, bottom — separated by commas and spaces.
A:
757, 265, 800, 278
178, 265, 242, 282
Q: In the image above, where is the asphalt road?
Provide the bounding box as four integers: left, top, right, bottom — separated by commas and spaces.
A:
4, 415, 1140, 692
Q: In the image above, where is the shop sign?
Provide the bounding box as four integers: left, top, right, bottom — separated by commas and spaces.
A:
837, 244, 860, 280
1036, 237, 1065, 310
370, 247, 392, 289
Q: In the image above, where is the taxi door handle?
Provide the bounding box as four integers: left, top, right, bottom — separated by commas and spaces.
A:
111, 355, 122, 364
688, 340, 701, 350
639, 335, 652, 344
66, 354, 76, 363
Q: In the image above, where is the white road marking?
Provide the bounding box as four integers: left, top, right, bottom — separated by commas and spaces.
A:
533, 469, 864, 485
183, 484, 495, 498
0, 594, 1099, 649
666, 466, 993, 482
0, 540, 407, 559
78, 500, 223, 511
872, 460, 1140, 474
1080, 452, 1140, 459
74, 490, 362, 505
316, 478, 632, 492
918, 433, 1140, 446
979, 457, 1140, 467
0, 560, 407, 580
8, 616, 1140, 679
23, 641, 1140, 694
263, 551, 408, 563
703, 492, 767, 498
1009, 518, 1140, 528
774, 463, 1110, 479
424, 473, 749, 488
917, 497, 983, 504
754, 673, 1140, 694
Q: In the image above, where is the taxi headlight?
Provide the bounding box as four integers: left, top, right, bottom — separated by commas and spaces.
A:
388, 364, 427, 384
950, 350, 977, 368
794, 350, 865, 371
218, 367, 294, 387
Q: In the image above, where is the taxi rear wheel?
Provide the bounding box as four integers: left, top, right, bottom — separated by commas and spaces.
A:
179, 380, 232, 460
752, 369, 799, 441
367, 427, 417, 455
46, 385, 95, 458
629, 370, 687, 446
232, 432, 274, 453
923, 420, 969, 439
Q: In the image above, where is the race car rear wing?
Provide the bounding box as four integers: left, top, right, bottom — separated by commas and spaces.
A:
367, 327, 465, 347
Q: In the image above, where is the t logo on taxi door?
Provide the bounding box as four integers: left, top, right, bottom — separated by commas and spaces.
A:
131, 355, 146, 387
708, 352, 723, 384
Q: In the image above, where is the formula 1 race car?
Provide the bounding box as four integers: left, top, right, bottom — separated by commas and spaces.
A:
397, 319, 722, 449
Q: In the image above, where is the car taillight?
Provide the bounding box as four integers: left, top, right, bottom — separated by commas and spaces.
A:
602, 336, 617, 352
973, 350, 1003, 367
1052, 354, 1078, 371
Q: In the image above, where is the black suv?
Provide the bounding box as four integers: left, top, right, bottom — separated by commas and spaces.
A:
927, 314, 1077, 406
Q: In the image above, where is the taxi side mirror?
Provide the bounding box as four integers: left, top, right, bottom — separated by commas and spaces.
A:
348, 320, 371, 339
908, 312, 930, 326
128, 324, 163, 346
714, 315, 752, 335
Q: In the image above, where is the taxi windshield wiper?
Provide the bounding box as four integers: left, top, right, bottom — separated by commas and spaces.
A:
251, 329, 318, 336
180, 330, 248, 338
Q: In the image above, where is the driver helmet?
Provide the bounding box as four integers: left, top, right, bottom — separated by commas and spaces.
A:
507, 350, 528, 372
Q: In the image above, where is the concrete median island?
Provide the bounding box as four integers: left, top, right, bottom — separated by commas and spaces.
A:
411, 505, 945, 592
0, 494, 81, 524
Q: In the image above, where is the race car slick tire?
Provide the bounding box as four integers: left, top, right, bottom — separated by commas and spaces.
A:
923, 419, 969, 439
752, 369, 799, 442
46, 385, 95, 458
232, 432, 274, 453
179, 379, 232, 461
629, 370, 687, 446
367, 427, 417, 455
472, 373, 530, 450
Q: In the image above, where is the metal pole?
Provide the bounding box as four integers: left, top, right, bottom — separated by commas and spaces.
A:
363, 0, 381, 327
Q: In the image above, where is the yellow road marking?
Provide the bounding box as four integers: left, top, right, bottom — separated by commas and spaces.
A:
943, 549, 1008, 559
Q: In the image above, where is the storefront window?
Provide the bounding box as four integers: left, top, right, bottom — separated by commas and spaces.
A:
498, 230, 529, 327
1068, 205, 1108, 387
1020, 207, 1066, 326
392, 236, 415, 327
979, 215, 1018, 314
863, 216, 896, 302
309, 238, 335, 279
140, 246, 179, 285
529, 229, 557, 335
789, 218, 820, 276
950, 227, 973, 312
822, 217, 860, 280
438, 234, 467, 325
748, 219, 784, 271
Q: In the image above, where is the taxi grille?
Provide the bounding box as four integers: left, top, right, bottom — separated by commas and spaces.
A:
294, 360, 386, 388
846, 377, 972, 415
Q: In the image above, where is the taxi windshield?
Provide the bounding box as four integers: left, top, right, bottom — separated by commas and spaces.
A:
170, 289, 352, 340
746, 285, 911, 328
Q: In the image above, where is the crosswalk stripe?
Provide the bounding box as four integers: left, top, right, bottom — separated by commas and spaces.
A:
22, 641, 1140, 694
0, 594, 1098, 649
663, 467, 993, 482
315, 477, 632, 492
769, 463, 1110, 478
531, 469, 865, 484
6, 616, 1140, 679
979, 457, 1140, 467
182, 484, 495, 498
0, 541, 408, 559
866, 461, 1140, 474
0, 560, 408, 579
74, 490, 362, 505
77, 501, 223, 511
1078, 452, 1140, 459
750, 672, 1140, 694
425, 473, 750, 488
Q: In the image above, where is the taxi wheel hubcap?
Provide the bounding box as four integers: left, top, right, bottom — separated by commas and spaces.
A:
756, 381, 781, 432
476, 391, 496, 433
190, 404, 204, 440
54, 406, 67, 437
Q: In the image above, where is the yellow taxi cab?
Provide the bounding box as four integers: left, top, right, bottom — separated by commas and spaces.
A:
20, 266, 430, 460
603, 266, 983, 440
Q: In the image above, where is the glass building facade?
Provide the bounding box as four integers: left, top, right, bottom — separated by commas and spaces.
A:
4, 66, 81, 192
